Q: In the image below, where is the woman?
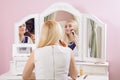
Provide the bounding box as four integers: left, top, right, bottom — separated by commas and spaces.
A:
19, 24, 33, 44
63, 20, 78, 56
22, 20, 78, 80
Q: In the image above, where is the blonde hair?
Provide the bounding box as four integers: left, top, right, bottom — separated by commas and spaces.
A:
19, 23, 26, 28
63, 19, 78, 43
38, 20, 63, 48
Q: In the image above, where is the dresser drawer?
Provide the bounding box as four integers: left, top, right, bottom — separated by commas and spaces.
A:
10, 61, 27, 75
82, 65, 108, 75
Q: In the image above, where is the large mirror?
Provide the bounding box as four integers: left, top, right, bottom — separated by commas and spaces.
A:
38, 3, 83, 60
44, 11, 79, 56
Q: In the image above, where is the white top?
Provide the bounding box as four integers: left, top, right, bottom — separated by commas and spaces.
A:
34, 45, 72, 80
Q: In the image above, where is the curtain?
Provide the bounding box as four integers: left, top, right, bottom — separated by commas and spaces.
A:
88, 19, 98, 58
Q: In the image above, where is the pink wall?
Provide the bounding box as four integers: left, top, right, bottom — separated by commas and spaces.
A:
0, 0, 120, 80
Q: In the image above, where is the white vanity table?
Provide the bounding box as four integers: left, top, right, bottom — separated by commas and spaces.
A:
0, 72, 108, 80
0, 61, 108, 80
0, 62, 109, 80
0, 2, 109, 80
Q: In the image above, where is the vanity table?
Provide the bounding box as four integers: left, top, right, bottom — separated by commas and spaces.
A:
0, 2, 109, 80
0, 61, 109, 80
0, 72, 108, 80
0, 57, 109, 80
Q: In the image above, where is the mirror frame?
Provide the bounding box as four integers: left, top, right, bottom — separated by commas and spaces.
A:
38, 2, 83, 61
83, 14, 107, 62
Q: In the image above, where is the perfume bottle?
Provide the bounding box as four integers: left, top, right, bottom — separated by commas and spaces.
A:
79, 66, 83, 76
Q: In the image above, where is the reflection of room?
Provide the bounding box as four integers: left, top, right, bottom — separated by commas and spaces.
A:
44, 11, 79, 56
87, 19, 102, 58
44, 11, 75, 28
25, 18, 35, 43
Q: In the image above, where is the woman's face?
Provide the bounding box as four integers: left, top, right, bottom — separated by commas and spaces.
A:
19, 25, 26, 35
64, 22, 74, 35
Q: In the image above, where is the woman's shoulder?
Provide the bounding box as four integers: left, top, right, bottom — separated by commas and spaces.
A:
57, 45, 72, 52
34, 45, 72, 52
34, 46, 52, 52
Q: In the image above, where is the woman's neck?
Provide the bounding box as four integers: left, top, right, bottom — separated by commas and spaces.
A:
67, 34, 73, 42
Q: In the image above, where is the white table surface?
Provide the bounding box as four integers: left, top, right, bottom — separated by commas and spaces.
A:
0, 71, 108, 80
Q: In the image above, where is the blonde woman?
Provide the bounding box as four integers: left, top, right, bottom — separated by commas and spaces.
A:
19, 24, 33, 44
64, 20, 78, 56
22, 20, 78, 80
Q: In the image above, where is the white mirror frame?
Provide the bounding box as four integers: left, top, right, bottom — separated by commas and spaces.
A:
38, 2, 83, 61
83, 14, 107, 63
14, 14, 39, 47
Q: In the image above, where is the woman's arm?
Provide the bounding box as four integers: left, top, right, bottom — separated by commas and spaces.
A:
22, 52, 35, 80
69, 52, 78, 80
73, 34, 78, 47
28, 36, 33, 44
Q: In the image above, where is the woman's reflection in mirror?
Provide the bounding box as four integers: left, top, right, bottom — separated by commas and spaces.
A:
19, 24, 33, 44
63, 20, 78, 56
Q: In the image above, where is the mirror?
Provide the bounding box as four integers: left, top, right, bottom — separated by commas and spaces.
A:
15, 14, 39, 46
18, 18, 35, 44
87, 19, 102, 58
38, 3, 83, 61
83, 15, 106, 62
43, 10, 80, 57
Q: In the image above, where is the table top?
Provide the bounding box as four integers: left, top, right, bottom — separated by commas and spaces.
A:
0, 71, 108, 80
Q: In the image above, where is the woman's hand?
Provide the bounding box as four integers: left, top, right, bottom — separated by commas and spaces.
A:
59, 40, 67, 47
